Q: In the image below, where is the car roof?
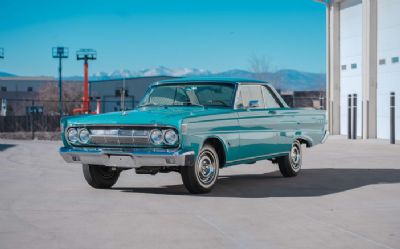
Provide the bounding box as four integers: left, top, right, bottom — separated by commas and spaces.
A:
154, 77, 268, 85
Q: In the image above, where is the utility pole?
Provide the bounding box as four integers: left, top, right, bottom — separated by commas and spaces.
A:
76, 49, 97, 114
52, 47, 69, 116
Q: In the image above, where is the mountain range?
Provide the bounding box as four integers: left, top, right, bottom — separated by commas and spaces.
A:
0, 66, 325, 91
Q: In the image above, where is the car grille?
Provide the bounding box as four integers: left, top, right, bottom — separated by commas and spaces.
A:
86, 126, 152, 147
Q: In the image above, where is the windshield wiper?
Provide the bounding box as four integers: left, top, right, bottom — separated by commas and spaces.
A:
138, 103, 163, 107
182, 102, 204, 108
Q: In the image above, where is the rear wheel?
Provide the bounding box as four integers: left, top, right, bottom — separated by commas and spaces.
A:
277, 141, 302, 177
82, 164, 121, 189
181, 144, 219, 194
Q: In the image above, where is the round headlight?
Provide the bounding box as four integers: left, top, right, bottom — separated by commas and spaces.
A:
164, 129, 178, 145
150, 129, 163, 145
67, 128, 79, 144
78, 128, 90, 144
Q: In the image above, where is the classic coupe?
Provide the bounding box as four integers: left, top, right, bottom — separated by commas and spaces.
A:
60, 78, 328, 194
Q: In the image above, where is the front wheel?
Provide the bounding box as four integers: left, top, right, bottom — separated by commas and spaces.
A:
277, 141, 302, 177
181, 144, 219, 194
82, 164, 121, 189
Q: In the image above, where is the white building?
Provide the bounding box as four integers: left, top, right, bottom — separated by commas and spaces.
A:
320, 0, 400, 139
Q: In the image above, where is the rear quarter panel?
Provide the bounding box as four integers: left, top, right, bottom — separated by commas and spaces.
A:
277, 108, 327, 148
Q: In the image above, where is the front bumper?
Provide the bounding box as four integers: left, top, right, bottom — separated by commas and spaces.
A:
59, 147, 195, 168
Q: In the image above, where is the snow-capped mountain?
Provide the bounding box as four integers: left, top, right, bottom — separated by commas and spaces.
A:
91, 66, 212, 80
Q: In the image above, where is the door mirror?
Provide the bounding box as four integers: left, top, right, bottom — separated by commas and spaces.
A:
248, 100, 259, 108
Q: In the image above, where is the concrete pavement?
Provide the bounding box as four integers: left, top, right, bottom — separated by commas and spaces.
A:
0, 136, 399, 249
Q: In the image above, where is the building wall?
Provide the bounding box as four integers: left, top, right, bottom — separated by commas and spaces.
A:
335, 0, 400, 140
0, 77, 56, 93
339, 0, 363, 136
377, 0, 400, 139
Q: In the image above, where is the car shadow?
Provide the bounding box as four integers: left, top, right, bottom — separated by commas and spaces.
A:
112, 168, 400, 198
0, 144, 16, 152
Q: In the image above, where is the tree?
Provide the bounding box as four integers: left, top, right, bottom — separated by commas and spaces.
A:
248, 54, 272, 83
38, 82, 82, 115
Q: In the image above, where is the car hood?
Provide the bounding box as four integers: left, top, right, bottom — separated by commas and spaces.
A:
63, 106, 234, 128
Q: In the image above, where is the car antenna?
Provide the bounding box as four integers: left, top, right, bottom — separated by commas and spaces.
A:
121, 77, 127, 115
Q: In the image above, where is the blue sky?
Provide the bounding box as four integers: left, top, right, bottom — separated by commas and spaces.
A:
0, 0, 326, 77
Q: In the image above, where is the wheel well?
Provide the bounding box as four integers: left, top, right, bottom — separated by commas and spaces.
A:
203, 138, 226, 168
296, 138, 311, 148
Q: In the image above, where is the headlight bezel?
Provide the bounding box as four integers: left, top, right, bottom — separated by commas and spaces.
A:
66, 128, 79, 144
149, 128, 179, 146
149, 129, 164, 145
163, 129, 178, 145
78, 128, 91, 144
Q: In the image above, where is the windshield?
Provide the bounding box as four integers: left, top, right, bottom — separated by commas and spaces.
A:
139, 83, 236, 108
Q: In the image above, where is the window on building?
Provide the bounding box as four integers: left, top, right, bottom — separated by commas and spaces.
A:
379, 59, 386, 65
1, 86, 6, 92
27, 87, 33, 92
115, 88, 128, 97
341, 65, 347, 70
351, 63, 357, 69
392, 57, 399, 64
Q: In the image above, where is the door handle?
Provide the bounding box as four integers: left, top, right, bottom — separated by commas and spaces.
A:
268, 110, 277, 115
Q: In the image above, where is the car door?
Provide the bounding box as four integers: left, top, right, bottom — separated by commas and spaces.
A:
235, 84, 281, 160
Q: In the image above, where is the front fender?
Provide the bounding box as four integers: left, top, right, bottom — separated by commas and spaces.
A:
293, 135, 314, 147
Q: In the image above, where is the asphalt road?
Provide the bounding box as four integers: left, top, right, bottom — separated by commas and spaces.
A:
0, 136, 399, 249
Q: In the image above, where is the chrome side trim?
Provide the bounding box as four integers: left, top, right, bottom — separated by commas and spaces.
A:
226, 151, 288, 164
59, 147, 195, 168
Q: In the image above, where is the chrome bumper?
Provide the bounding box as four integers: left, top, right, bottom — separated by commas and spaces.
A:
59, 147, 195, 168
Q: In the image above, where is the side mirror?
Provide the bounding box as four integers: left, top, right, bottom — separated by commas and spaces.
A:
248, 100, 259, 108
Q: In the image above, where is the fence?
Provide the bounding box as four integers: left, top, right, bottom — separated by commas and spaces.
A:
0, 98, 137, 117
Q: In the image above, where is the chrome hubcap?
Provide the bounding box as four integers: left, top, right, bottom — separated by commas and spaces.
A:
290, 146, 301, 170
197, 151, 217, 186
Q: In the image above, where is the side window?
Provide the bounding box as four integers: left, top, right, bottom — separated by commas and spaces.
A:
235, 90, 244, 109
262, 86, 281, 108
237, 85, 265, 109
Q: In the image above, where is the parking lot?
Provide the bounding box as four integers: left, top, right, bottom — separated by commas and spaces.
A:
0, 136, 399, 249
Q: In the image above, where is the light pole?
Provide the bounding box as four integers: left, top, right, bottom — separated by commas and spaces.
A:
52, 47, 69, 116
0, 48, 5, 116
76, 49, 97, 114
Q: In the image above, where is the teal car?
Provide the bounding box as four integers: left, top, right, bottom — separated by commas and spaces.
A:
60, 77, 328, 194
